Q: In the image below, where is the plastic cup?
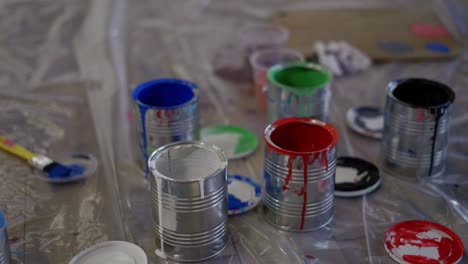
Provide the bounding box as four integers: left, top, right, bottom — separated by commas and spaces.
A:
249, 48, 304, 111
239, 24, 290, 54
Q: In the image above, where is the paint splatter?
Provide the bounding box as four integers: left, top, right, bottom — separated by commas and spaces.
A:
425, 42, 450, 54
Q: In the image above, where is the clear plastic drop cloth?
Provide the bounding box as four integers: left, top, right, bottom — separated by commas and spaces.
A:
0, 0, 468, 263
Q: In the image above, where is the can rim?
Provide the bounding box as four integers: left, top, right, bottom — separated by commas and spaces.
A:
132, 78, 199, 110
387, 78, 455, 109
0, 209, 6, 231
264, 117, 339, 155
148, 141, 228, 183
267, 61, 332, 96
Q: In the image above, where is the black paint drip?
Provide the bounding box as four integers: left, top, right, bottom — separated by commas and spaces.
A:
428, 108, 442, 176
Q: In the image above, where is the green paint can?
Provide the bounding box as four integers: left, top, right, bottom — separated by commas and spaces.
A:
267, 61, 332, 122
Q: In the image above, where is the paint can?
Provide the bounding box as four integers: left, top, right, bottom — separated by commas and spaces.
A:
0, 210, 10, 264
263, 117, 338, 231
267, 61, 332, 122
382, 78, 455, 178
148, 141, 228, 262
132, 79, 200, 171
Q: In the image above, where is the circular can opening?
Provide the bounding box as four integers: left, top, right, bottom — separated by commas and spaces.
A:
264, 117, 338, 154
388, 78, 455, 108
132, 79, 197, 108
149, 142, 227, 182
268, 62, 332, 95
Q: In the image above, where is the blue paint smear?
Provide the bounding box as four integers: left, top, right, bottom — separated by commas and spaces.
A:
425, 42, 450, 54
0, 209, 5, 229
228, 194, 250, 211
377, 41, 414, 54
131, 79, 197, 178
48, 164, 85, 179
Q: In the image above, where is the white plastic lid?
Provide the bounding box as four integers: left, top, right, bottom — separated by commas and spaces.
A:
69, 241, 147, 264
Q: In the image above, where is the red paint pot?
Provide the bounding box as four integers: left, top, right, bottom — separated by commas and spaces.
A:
263, 117, 338, 231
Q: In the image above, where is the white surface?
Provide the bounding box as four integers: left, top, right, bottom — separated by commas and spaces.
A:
69, 241, 147, 264
335, 166, 367, 184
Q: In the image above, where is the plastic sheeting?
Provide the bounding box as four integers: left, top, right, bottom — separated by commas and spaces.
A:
0, 0, 467, 263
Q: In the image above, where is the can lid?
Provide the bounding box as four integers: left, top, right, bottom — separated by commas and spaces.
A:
201, 125, 258, 159
346, 106, 383, 139
334, 157, 381, 197
384, 220, 464, 264
35, 153, 98, 183
69, 241, 147, 264
227, 174, 262, 215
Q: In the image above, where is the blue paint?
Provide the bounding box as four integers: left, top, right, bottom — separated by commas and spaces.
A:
228, 194, 250, 211
131, 79, 197, 178
47, 164, 85, 179
0, 209, 5, 230
425, 42, 450, 54
377, 41, 414, 54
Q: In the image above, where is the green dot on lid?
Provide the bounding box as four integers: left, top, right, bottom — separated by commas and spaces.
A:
268, 62, 332, 95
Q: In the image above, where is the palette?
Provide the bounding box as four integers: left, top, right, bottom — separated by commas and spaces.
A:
273, 7, 461, 61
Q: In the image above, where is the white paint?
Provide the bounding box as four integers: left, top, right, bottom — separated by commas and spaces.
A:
335, 166, 367, 184
155, 177, 167, 259
201, 133, 240, 158
199, 178, 205, 199
361, 116, 383, 131
229, 180, 254, 203
395, 244, 440, 260
69, 241, 147, 264
416, 230, 451, 242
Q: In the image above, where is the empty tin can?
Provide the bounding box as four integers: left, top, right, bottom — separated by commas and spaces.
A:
382, 78, 455, 178
0, 210, 10, 264
148, 141, 228, 262
267, 61, 332, 122
132, 79, 200, 171
263, 117, 338, 231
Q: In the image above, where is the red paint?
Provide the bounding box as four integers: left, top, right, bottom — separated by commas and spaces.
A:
384, 220, 464, 264
126, 111, 134, 121
2, 139, 15, 147
156, 110, 163, 125
411, 23, 451, 39
264, 118, 339, 230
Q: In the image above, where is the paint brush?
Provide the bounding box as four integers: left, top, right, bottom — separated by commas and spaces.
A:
0, 135, 85, 180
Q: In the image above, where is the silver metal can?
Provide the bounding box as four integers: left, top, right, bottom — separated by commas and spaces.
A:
132, 79, 200, 170
263, 117, 338, 231
382, 78, 455, 178
267, 61, 332, 122
0, 210, 10, 264
148, 141, 228, 262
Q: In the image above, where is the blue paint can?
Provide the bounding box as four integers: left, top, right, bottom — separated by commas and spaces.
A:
132, 79, 200, 174
0, 209, 10, 264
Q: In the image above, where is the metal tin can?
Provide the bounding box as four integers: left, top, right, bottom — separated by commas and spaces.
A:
132, 79, 200, 171
382, 78, 455, 178
263, 117, 338, 231
267, 61, 332, 122
0, 210, 10, 264
148, 141, 228, 262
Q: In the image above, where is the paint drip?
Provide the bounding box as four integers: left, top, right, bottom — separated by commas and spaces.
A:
199, 178, 205, 199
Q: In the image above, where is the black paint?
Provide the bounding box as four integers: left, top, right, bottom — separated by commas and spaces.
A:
392, 78, 455, 177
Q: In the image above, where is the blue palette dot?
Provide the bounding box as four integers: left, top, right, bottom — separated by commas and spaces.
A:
425, 42, 450, 54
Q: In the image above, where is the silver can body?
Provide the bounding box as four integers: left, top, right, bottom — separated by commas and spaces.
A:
382, 79, 455, 178
149, 141, 228, 262
132, 79, 200, 169
263, 118, 338, 231
0, 210, 10, 264
267, 62, 332, 122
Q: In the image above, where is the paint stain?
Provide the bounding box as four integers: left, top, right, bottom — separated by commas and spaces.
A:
425, 42, 450, 54
411, 23, 451, 39
385, 220, 463, 264
265, 118, 338, 230
377, 41, 414, 54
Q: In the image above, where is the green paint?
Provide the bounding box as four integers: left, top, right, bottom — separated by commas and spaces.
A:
201, 125, 258, 157
268, 61, 332, 96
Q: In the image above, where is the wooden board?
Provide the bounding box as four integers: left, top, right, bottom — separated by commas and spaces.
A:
273, 7, 462, 61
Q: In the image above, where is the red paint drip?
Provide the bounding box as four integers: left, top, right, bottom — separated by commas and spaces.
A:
156, 110, 163, 125
2, 139, 15, 147
282, 156, 295, 191
320, 151, 329, 172
300, 154, 309, 230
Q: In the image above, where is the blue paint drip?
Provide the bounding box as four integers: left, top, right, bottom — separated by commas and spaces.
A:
228, 194, 250, 211
132, 79, 197, 178
48, 164, 85, 179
